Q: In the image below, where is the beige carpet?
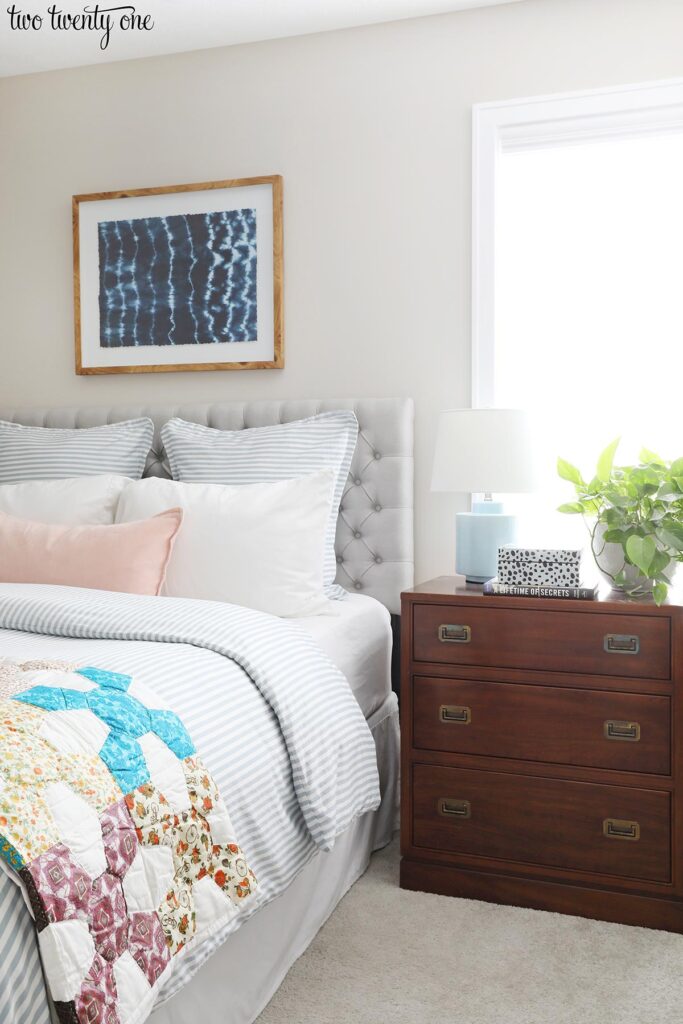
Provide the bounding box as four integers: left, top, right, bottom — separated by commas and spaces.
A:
257, 840, 683, 1024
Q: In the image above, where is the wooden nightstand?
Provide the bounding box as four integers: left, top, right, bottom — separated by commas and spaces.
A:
400, 577, 683, 932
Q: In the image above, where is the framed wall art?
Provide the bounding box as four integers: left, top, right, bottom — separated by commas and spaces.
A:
73, 175, 283, 374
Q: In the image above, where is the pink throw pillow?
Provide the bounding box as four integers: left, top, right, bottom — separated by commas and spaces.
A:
0, 508, 183, 595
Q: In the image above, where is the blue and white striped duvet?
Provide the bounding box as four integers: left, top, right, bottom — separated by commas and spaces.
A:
0, 583, 382, 1024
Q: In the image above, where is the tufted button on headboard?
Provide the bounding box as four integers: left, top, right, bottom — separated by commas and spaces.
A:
0, 398, 414, 615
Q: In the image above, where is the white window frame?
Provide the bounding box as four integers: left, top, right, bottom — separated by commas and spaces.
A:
471, 77, 683, 408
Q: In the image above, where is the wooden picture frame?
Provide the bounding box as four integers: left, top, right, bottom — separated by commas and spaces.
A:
73, 175, 283, 374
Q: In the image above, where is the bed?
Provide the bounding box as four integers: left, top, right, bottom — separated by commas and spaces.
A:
0, 398, 414, 1024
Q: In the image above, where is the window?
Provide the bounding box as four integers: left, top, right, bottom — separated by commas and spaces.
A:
473, 80, 683, 520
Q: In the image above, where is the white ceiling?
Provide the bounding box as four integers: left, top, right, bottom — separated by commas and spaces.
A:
0, 0, 524, 78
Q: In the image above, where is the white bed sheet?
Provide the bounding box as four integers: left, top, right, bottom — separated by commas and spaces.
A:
296, 593, 392, 720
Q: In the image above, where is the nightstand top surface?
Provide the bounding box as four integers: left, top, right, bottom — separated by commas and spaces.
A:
403, 576, 683, 612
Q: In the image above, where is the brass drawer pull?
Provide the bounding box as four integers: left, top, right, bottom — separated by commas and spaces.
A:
604, 634, 640, 655
603, 818, 640, 841
439, 624, 471, 644
438, 798, 471, 819
604, 719, 641, 742
440, 704, 471, 725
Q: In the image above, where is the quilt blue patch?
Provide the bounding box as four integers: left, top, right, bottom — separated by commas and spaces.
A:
0, 834, 23, 871
77, 666, 132, 691
14, 666, 195, 791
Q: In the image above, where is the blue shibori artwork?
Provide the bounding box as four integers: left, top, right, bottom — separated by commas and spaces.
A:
97, 208, 257, 347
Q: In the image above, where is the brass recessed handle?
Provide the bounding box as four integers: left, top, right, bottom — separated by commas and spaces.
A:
439, 624, 471, 644
604, 719, 641, 742
440, 705, 471, 725
603, 818, 640, 841
604, 634, 640, 655
438, 798, 471, 819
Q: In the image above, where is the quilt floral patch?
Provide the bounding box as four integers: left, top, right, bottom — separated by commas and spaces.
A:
0, 696, 122, 865
126, 754, 257, 955
0, 661, 257, 1024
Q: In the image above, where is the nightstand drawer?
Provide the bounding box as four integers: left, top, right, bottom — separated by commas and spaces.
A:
412, 764, 671, 883
413, 677, 671, 775
413, 604, 671, 680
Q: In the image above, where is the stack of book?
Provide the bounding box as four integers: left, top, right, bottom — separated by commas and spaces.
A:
485, 545, 597, 600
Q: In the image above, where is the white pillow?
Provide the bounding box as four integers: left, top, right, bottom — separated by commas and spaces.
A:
160, 412, 358, 598
0, 475, 131, 525
116, 472, 336, 617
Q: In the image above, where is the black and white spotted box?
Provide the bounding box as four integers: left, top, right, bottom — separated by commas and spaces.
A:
497, 546, 582, 587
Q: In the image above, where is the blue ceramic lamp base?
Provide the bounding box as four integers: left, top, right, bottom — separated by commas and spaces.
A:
455, 501, 518, 583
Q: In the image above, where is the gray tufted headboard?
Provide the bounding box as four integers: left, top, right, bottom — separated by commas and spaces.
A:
0, 398, 414, 615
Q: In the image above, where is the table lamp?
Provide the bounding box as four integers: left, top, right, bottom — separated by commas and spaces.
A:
431, 408, 537, 583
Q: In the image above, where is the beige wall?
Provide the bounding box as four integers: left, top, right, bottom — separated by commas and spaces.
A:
2, 0, 683, 582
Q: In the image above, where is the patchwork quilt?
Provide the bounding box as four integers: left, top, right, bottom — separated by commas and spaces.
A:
0, 583, 381, 1024
0, 657, 257, 1024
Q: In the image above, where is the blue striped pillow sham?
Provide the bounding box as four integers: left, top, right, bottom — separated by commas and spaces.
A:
161, 411, 358, 597
0, 418, 154, 483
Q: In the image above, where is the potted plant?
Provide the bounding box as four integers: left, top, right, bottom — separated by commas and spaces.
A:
557, 439, 683, 605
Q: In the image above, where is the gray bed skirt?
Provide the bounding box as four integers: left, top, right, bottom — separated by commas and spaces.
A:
150, 694, 399, 1024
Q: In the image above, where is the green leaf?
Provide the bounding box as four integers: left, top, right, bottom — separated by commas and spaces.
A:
653, 581, 668, 606
650, 548, 671, 577
657, 527, 683, 552
608, 493, 635, 508
625, 534, 656, 576
628, 469, 659, 498
659, 489, 683, 503
670, 458, 683, 478
557, 502, 585, 515
596, 437, 620, 483
640, 447, 665, 466
602, 507, 627, 525
557, 458, 583, 486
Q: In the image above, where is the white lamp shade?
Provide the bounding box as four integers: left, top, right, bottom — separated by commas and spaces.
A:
431, 408, 538, 494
